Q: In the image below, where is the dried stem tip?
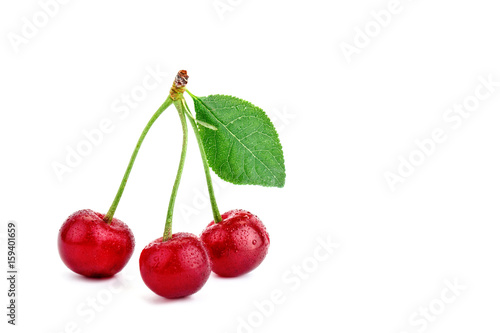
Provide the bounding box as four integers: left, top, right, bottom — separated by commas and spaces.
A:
174, 70, 189, 87
170, 70, 189, 100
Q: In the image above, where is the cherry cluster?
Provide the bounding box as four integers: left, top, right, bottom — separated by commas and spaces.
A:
58, 71, 273, 299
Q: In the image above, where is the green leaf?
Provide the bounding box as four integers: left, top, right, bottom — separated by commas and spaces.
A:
191, 94, 286, 188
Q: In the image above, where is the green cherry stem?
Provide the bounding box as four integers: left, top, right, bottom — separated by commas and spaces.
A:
104, 96, 173, 224
181, 96, 222, 223
163, 98, 189, 241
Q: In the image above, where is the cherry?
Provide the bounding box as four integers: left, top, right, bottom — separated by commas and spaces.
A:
140, 72, 211, 299
200, 209, 270, 277
139, 233, 211, 299
58, 74, 178, 279
58, 209, 135, 278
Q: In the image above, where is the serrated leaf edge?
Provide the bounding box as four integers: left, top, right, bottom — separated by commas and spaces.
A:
192, 94, 286, 188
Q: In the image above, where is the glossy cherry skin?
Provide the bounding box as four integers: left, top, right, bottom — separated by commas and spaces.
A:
139, 233, 211, 299
58, 209, 135, 278
200, 209, 270, 277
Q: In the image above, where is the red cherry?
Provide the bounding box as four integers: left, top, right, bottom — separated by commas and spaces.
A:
139, 233, 211, 299
58, 209, 135, 278
200, 209, 270, 277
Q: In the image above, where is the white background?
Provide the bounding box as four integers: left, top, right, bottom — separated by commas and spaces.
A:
1, 0, 500, 332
